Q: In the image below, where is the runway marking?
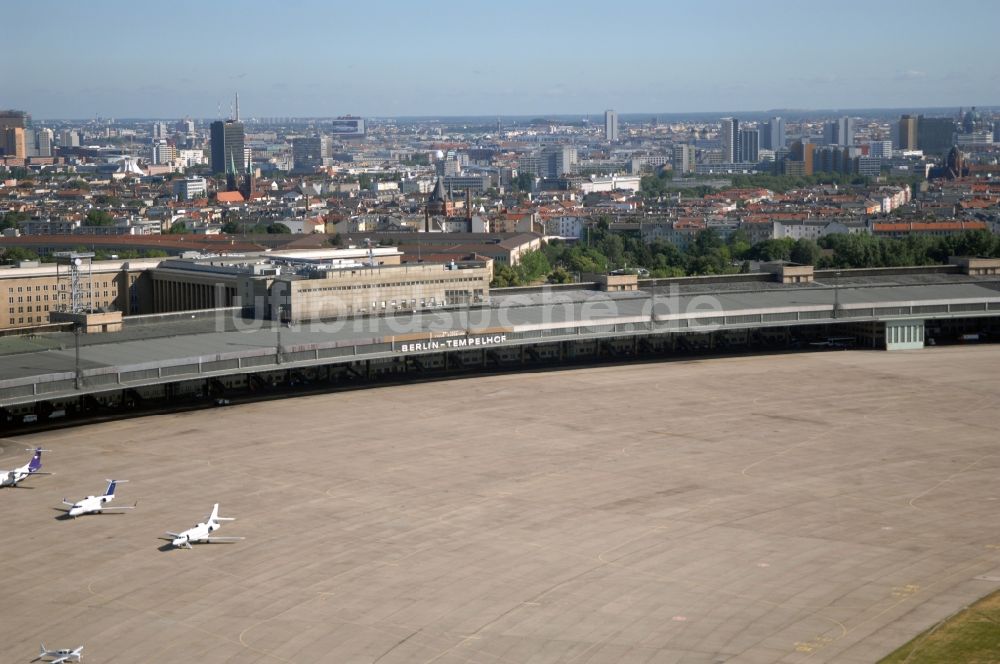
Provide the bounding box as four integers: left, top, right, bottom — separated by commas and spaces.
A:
908, 454, 993, 509
86, 575, 294, 662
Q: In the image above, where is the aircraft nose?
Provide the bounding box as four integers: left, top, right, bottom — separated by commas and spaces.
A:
69, 507, 82, 517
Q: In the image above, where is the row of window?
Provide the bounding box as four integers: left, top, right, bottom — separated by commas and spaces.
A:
299, 277, 482, 294
8, 292, 113, 303
7, 281, 113, 293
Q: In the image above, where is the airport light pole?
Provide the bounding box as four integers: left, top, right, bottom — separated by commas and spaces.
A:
833, 271, 841, 319
74, 323, 82, 389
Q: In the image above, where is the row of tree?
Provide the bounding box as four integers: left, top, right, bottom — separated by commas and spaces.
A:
490, 222, 1000, 287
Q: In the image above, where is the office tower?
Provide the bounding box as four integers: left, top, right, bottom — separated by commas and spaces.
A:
548, 145, 578, 176
210, 119, 246, 174
822, 122, 837, 146
292, 136, 329, 171
2, 128, 26, 158
152, 122, 169, 140
672, 144, 695, 175
605, 109, 619, 142
721, 117, 739, 162
917, 116, 956, 156
836, 116, 855, 146
152, 140, 176, 165
868, 140, 893, 160
59, 129, 80, 147
738, 129, 759, 163
994, 121, 1000, 144
766, 117, 786, 150
0, 110, 29, 133
898, 115, 918, 150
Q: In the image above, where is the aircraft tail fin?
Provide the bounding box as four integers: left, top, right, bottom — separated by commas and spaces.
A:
105, 480, 117, 496
210, 503, 220, 522
28, 447, 43, 472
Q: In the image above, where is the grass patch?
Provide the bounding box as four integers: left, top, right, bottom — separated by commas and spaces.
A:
879, 589, 1000, 663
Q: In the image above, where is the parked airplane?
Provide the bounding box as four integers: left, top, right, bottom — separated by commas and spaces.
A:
165, 503, 243, 549
62, 480, 136, 517
1, 447, 52, 488
35, 644, 83, 663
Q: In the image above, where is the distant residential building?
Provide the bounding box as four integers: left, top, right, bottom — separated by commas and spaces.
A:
605, 109, 619, 142
173, 176, 207, 200
177, 149, 205, 167
721, 117, 739, 163
210, 119, 246, 174
672, 144, 695, 175
443, 174, 491, 194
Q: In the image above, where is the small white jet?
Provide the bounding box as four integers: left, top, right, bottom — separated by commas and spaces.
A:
62, 479, 136, 517
34, 644, 83, 663
1, 447, 52, 488
165, 503, 243, 549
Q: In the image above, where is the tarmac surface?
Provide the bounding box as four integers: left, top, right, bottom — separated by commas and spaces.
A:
2, 346, 1000, 663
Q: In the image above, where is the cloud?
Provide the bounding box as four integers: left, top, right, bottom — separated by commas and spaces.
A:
895, 69, 927, 80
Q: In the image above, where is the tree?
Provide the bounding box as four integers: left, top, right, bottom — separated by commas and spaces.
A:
84, 210, 115, 226
0, 211, 28, 231
268, 222, 292, 234
513, 172, 535, 192
491, 263, 520, 287
790, 238, 822, 266
547, 267, 573, 284
0, 247, 39, 265
358, 174, 372, 190
167, 221, 188, 234
516, 249, 552, 283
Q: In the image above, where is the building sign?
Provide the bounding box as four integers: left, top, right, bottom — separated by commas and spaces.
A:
398, 334, 507, 353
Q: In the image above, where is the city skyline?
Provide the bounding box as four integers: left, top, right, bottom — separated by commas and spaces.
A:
5, 0, 1000, 118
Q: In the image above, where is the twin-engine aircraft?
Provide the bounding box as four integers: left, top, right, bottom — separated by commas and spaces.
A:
1, 448, 51, 488
61, 480, 136, 517
165, 503, 244, 549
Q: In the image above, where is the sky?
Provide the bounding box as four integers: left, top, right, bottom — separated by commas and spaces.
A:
5, 0, 1000, 119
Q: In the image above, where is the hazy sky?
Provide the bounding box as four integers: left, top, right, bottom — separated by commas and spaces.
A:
6, 0, 999, 119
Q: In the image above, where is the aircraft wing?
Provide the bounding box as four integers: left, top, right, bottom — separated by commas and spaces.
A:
62, 499, 76, 506
100, 505, 135, 511
206, 536, 245, 543
47, 656, 71, 664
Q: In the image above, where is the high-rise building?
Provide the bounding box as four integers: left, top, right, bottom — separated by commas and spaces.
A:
765, 117, 786, 150
59, 129, 80, 147
917, 116, 956, 156
868, 140, 893, 160
720, 117, 739, 163
32, 128, 53, 157
605, 109, 619, 142
210, 119, 246, 174
292, 136, 329, 172
823, 117, 855, 146
836, 116, 855, 146
2, 127, 26, 158
152, 140, 177, 165
739, 129, 759, 163
672, 144, 695, 175
152, 122, 169, 140
0, 110, 29, 133
898, 115, 918, 150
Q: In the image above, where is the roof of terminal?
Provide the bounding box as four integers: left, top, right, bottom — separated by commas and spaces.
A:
1, 271, 999, 384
